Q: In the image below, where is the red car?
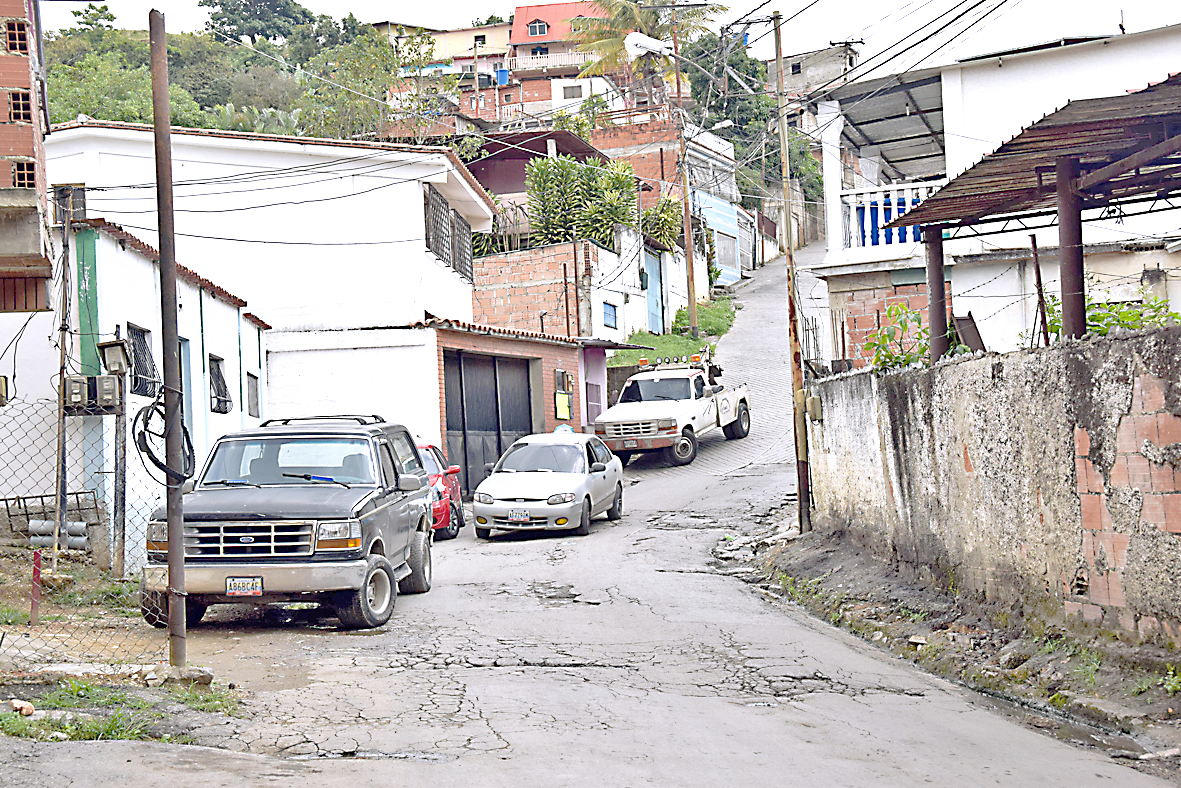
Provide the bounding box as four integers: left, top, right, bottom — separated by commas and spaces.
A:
418, 444, 465, 540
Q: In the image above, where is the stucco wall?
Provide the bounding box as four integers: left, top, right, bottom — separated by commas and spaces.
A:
808, 326, 1181, 641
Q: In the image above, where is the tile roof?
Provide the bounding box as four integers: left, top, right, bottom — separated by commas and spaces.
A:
413, 315, 583, 346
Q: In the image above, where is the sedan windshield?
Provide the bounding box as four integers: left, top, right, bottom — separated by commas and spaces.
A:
203, 438, 376, 486
497, 443, 585, 474
620, 378, 692, 402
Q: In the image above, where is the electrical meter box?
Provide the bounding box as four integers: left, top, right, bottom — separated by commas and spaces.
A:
64, 375, 123, 416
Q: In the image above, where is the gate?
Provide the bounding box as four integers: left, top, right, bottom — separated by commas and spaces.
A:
443, 351, 533, 495
644, 250, 664, 333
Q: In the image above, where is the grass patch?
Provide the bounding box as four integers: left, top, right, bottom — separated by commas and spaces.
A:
607, 298, 735, 367
673, 297, 735, 337
1160, 664, 1181, 696
40, 679, 151, 711
169, 682, 240, 716
0, 603, 28, 625
0, 709, 152, 741
1073, 649, 1101, 689
51, 578, 139, 614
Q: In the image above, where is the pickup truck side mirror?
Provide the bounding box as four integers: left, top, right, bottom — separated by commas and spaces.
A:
484, 462, 495, 475
709, 384, 724, 395
397, 475, 422, 492
590, 462, 607, 473
446, 465, 462, 475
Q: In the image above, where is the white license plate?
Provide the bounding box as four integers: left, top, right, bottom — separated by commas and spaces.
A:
623, 439, 638, 448
225, 577, 263, 597
507, 508, 530, 523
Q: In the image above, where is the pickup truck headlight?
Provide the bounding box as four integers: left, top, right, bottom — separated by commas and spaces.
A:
593, 423, 606, 435
146, 521, 167, 552
474, 492, 494, 504
658, 419, 677, 430
316, 519, 361, 550
547, 493, 575, 505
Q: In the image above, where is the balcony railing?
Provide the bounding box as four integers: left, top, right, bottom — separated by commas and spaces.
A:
841, 180, 946, 254
505, 51, 593, 72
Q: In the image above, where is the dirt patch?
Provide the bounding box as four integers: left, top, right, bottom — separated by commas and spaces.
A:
714, 511, 1181, 784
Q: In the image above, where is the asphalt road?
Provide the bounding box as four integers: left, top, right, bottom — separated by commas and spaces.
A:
3, 259, 1166, 787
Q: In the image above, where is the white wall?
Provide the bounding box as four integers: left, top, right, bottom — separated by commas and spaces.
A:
549, 76, 625, 113
266, 327, 443, 445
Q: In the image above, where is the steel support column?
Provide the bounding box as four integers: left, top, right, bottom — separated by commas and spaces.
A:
923, 226, 948, 362
1056, 157, 1085, 338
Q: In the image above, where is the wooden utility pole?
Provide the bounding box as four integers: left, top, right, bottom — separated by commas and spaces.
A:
773, 10, 811, 532
149, 9, 186, 669
671, 9, 699, 338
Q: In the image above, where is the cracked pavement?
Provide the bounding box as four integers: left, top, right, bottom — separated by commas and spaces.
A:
0, 259, 1167, 786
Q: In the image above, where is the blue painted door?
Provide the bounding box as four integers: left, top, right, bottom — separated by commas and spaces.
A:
645, 250, 663, 333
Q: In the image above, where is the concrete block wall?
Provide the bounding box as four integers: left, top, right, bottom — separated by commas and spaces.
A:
474, 241, 599, 337
807, 326, 1181, 642
838, 280, 952, 367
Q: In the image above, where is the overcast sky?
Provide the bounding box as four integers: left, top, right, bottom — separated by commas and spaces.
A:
39, 0, 1181, 77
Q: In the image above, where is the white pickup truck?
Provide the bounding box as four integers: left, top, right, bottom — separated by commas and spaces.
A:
593, 354, 751, 466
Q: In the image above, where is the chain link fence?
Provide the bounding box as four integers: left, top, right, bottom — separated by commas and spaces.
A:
0, 397, 167, 671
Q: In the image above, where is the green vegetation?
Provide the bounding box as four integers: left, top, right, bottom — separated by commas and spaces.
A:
1044, 287, 1181, 340
1160, 664, 1181, 696
863, 303, 930, 370
169, 682, 240, 716
642, 198, 682, 252
674, 296, 734, 337
0, 604, 28, 625
52, 578, 138, 614
525, 155, 640, 248
41, 679, 152, 710
608, 297, 734, 367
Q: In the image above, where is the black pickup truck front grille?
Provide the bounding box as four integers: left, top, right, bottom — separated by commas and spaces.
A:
183, 521, 315, 557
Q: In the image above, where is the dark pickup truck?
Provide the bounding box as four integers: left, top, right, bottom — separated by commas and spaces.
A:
140, 415, 433, 629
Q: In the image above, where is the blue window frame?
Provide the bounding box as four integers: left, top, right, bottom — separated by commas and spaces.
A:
603, 302, 618, 329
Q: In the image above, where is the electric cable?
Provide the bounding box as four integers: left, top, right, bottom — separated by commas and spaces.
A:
132, 392, 196, 484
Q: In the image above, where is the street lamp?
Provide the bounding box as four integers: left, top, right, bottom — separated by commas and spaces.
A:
96, 339, 131, 375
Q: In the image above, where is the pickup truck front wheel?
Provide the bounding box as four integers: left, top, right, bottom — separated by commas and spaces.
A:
335, 555, 396, 629
399, 528, 432, 594
139, 589, 207, 629
664, 428, 698, 466
723, 401, 751, 440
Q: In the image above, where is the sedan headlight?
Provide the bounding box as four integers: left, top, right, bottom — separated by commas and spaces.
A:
317, 519, 361, 550
146, 521, 167, 551
658, 419, 676, 429
474, 492, 494, 504
547, 493, 575, 505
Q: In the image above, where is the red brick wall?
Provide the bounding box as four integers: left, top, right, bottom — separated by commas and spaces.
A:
588, 120, 680, 202
841, 281, 953, 367
474, 242, 583, 337
433, 328, 583, 464
1072, 373, 1181, 639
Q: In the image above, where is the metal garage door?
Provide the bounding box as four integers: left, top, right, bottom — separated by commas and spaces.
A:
443, 351, 532, 495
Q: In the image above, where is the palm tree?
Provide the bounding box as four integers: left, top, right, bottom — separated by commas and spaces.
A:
571, 0, 722, 107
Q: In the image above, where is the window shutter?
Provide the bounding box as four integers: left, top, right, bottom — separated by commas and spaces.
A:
450, 209, 473, 282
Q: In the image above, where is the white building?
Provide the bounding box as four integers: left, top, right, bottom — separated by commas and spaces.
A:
44, 121, 495, 445
810, 24, 1181, 361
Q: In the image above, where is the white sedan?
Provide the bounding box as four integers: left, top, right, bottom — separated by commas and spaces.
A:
472, 432, 625, 538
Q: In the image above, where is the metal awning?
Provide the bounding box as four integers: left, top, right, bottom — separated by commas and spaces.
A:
825, 66, 946, 182
577, 337, 653, 350
890, 72, 1181, 228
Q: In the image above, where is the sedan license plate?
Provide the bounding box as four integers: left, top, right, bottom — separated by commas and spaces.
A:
507, 508, 530, 523
225, 577, 263, 597
623, 439, 638, 448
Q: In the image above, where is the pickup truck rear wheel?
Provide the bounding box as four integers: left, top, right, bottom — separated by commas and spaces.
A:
723, 401, 751, 440
399, 528, 433, 594
615, 451, 633, 467
139, 589, 207, 629
335, 554, 396, 629
664, 428, 698, 466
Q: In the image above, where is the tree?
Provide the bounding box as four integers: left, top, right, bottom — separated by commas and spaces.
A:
387, 31, 458, 145
525, 155, 638, 247
48, 51, 207, 127
472, 15, 506, 26
286, 13, 363, 66
295, 30, 400, 140
72, 3, 115, 31
199, 0, 313, 44
571, 0, 722, 104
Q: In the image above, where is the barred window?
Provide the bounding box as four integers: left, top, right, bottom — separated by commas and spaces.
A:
6, 21, 28, 54
209, 356, 233, 414
127, 325, 160, 397
424, 183, 451, 265
246, 372, 260, 418
9, 90, 31, 123
13, 161, 34, 188
450, 209, 473, 282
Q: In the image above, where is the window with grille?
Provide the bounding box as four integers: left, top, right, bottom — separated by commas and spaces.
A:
531, 46, 549, 56
9, 90, 31, 123
527, 19, 547, 36
563, 85, 583, 100
6, 21, 28, 53
209, 355, 233, 414
424, 183, 451, 265
246, 372, 260, 418
127, 325, 160, 397
13, 161, 34, 188
450, 209, 473, 282
474, 34, 486, 46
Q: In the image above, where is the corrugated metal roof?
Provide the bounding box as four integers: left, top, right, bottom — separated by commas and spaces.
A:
890, 72, 1181, 228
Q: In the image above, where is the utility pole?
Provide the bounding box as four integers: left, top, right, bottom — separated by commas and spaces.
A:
671, 8, 699, 339
52, 189, 72, 575
773, 10, 811, 532
149, 9, 186, 670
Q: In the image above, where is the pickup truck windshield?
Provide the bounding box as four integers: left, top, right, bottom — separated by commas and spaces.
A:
619, 378, 692, 402
497, 443, 585, 474
203, 438, 376, 486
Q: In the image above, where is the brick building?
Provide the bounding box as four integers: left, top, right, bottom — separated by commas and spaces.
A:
0, 0, 49, 312
829, 277, 953, 368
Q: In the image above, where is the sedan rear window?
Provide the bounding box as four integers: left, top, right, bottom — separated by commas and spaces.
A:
620, 378, 692, 402
203, 438, 376, 485
497, 443, 585, 474
418, 448, 441, 475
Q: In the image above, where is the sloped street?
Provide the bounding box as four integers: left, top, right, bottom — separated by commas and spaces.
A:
3, 257, 1166, 787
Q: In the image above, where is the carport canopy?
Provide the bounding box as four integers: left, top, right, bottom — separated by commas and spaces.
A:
888, 72, 1181, 229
